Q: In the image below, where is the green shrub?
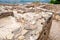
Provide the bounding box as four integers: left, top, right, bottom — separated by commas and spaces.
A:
50, 0, 60, 4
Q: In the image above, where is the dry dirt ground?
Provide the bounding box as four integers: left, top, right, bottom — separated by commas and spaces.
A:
48, 20, 60, 40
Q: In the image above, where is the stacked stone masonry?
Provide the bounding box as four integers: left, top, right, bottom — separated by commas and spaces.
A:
0, 3, 53, 40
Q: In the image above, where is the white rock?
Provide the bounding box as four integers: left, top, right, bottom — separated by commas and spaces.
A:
30, 20, 36, 24
55, 15, 60, 20
6, 33, 14, 39
21, 29, 28, 35
18, 36, 25, 40
30, 36, 36, 40
46, 12, 53, 15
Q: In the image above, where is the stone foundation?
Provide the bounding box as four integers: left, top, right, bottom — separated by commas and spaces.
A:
0, 3, 53, 40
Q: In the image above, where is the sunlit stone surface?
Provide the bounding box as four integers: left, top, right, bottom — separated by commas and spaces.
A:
0, 3, 53, 40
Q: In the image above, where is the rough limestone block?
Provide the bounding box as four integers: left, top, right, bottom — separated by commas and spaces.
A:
18, 36, 25, 40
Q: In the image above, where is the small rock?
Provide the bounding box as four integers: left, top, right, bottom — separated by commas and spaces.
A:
46, 12, 52, 15
30, 36, 36, 40
30, 20, 36, 24
6, 33, 14, 39
19, 18, 25, 23
18, 36, 25, 40
21, 29, 28, 35
17, 10, 25, 13
29, 7, 33, 9
29, 24, 37, 30
55, 15, 60, 21
25, 24, 37, 30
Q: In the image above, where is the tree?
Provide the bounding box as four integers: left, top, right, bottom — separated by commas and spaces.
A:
50, 0, 60, 4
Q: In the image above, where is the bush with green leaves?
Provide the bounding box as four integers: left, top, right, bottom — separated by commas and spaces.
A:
50, 0, 60, 4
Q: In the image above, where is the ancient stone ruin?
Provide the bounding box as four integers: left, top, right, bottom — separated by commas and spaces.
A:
0, 3, 53, 40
